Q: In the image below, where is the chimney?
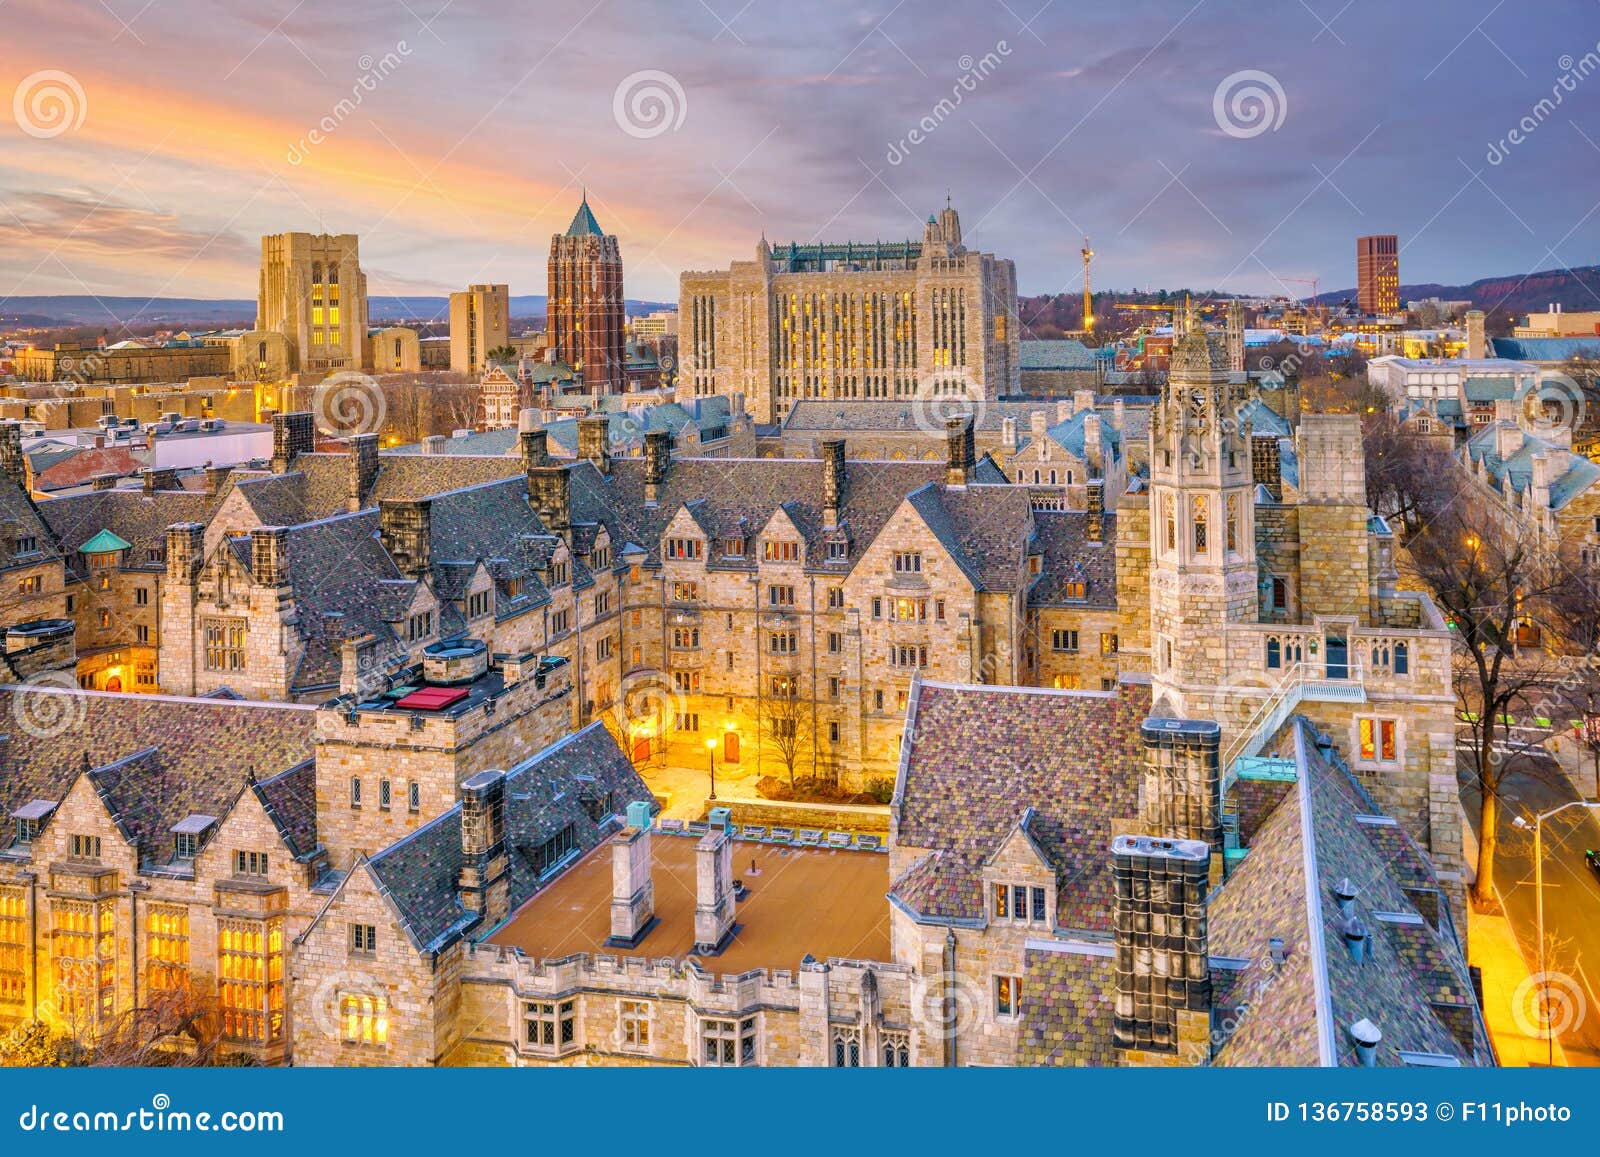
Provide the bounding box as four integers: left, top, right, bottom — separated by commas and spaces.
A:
1056, 399, 1072, 424
141, 467, 179, 495
346, 432, 380, 511
203, 464, 232, 497
1495, 415, 1523, 461
1349, 1018, 1382, 1067
1139, 718, 1223, 858
1465, 309, 1486, 360
249, 526, 289, 588
1112, 399, 1125, 432
643, 430, 670, 506
528, 464, 572, 538
165, 522, 205, 585
1226, 299, 1245, 372
1001, 416, 1017, 449
457, 770, 511, 930
520, 424, 550, 482
577, 414, 611, 475
1085, 480, 1104, 543
271, 411, 315, 474
379, 498, 432, 579
692, 828, 736, 954
1530, 450, 1553, 510
340, 633, 382, 698
606, 802, 657, 948
419, 435, 447, 455
1083, 412, 1102, 471
1111, 834, 1213, 1059
1030, 410, 1049, 439
1332, 877, 1359, 917
1073, 389, 1096, 416
91, 473, 118, 491
0, 421, 23, 487
944, 414, 976, 486
821, 439, 846, 527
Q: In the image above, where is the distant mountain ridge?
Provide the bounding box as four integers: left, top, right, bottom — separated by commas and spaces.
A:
1312, 264, 1600, 315
0, 294, 675, 328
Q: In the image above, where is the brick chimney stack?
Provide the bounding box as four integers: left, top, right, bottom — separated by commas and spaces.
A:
249, 526, 290, 588
1085, 480, 1104, 543
0, 422, 24, 487
165, 522, 205, 585
945, 414, 976, 487
1139, 718, 1223, 858
457, 770, 511, 930
606, 801, 657, 947
693, 828, 736, 954
346, 432, 380, 512
821, 439, 846, 528
528, 465, 572, 539
643, 430, 670, 506
379, 498, 432, 580
1111, 834, 1213, 1063
1465, 309, 1486, 360
577, 414, 611, 475
271, 411, 315, 474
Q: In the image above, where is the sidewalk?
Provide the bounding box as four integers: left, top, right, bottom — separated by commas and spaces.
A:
1469, 902, 1568, 1066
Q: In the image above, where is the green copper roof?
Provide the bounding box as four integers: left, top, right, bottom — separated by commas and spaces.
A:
79, 529, 132, 554
565, 197, 605, 238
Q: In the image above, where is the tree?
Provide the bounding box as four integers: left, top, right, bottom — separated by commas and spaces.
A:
1362, 411, 1455, 537
1402, 498, 1566, 908
485, 344, 518, 365
760, 685, 813, 789
0, 1020, 82, 1067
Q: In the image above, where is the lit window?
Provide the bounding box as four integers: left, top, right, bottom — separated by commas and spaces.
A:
1359, 718, 1398, 763
621, 1000, 651, 1050
995, 975, 1022, 1018
341, 993, 388, 1047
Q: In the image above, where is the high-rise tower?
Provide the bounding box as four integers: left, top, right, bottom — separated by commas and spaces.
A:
257, 233, 369, 373
548, 196, 625, 394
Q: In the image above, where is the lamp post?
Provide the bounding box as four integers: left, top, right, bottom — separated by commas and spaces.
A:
1513, 799, 1600, 1066
705, 736, 718, 802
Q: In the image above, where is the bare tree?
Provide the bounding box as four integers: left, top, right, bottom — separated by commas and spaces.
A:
760, 686, 813, 790
1362, 411, 1456, 537
1402, 499, 1566, 908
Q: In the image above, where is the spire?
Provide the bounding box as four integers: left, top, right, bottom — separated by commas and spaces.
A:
565, 193, 605, 238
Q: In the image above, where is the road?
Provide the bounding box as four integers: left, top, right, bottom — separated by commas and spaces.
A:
1460, 744, 1600, 1065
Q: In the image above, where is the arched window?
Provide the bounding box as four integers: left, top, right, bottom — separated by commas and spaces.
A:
1192, 495, 1208, 553
1164, 494, 1176, 551
1393, 642, 1409, 675
1266, 638, 1281, 669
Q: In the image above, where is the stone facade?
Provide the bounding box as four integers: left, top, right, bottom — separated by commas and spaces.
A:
680, 202, 1020, 424
256, 233, 370, 375
449, 284, 510, 376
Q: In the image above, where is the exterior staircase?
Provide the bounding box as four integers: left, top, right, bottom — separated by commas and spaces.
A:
1221, 661, 1366, 793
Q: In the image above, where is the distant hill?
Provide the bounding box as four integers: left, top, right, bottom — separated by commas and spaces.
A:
1313, 264, 1600, 316
0, 294, 675, 329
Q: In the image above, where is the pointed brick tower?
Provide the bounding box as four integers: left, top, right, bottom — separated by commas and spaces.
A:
548, 194, 626, 394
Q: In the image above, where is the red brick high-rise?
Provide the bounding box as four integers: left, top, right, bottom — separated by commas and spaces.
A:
548, 195, 625, 394
1356, 234, 1399, 317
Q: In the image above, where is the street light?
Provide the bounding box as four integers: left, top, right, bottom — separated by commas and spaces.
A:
1512, 799, 1600, 1065
705, 736, 718, 802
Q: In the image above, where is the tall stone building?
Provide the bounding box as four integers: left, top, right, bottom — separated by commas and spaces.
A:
450, 284, 510, 375
249, 233, 370, 374
680, 200, 1020, 424
548, 197, 625, 395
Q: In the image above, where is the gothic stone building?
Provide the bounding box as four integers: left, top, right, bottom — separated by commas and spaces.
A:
680, 202, 1020, 424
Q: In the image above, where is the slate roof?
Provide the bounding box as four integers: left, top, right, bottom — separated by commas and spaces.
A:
892, 681, 1152, 931
779, 398, 1150, 440
35, 487, 213, 577
363, 721, 649, 953
1027, 511, 1117, 608
564, 196, 606, 238
0, 479, 63, 574
1464, 422, 1600, 510
0, 687, 315, 865
1019, 339, 1096, 371
1492, 336, 1600, 362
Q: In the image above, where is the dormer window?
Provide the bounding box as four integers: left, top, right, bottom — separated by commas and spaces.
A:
722, 537, 745, 559
665, 537, 702, 560
171, 814, 217, 861
826, 540, 848, 562
11, 800, 56, 846
591, 545, 611, 571
763, 540, 800, 563
14, 535, 37, 555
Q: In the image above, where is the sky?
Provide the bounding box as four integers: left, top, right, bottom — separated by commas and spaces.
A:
2, 0, 1598, 304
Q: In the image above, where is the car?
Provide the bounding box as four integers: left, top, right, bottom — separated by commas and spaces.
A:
1587, 849, 1600, 883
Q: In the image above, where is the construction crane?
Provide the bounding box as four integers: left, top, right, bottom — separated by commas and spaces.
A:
1276, 276, 1324, 322
1081, 237, 1095, 334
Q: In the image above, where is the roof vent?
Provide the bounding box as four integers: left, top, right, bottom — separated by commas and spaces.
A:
1332, 876, 1360, 916
1341, 916, 1370, 964
1349, 1018, 1382, 1067
1268, 937, 1287, 967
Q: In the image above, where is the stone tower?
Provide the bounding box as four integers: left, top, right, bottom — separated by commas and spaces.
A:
548, 195, 625, 395
1148, 310, 1256, 717
257, 233, 369, 373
